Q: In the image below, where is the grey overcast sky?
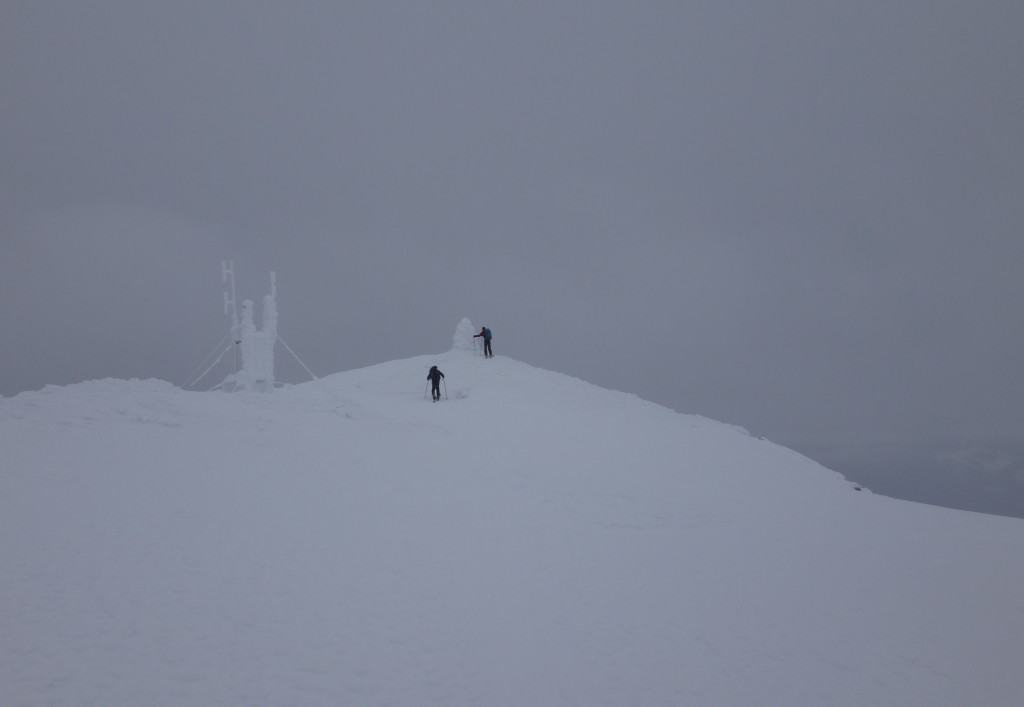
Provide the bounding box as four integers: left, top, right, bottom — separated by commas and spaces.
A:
2, 2, 1023, 513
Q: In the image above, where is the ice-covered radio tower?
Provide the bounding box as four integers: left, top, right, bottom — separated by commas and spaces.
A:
223, 260, 277, 392
185, 261, 317, 392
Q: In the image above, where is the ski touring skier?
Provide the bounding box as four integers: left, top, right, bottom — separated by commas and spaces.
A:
427, 365, 445, 402
474, 326, 493, 358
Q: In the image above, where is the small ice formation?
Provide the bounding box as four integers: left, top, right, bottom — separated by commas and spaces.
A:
452, 317, 477, 352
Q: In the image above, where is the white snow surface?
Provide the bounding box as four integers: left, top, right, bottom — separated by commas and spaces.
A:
3, 344, 1024, 706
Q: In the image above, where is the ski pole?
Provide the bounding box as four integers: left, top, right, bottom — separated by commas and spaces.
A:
443, 379, 448, 399
424, 382, 429, 399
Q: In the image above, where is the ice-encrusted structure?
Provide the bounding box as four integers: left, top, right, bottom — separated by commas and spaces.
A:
224, 272, 278, 393
187, 263, 316, 392
452, 317, 476, 352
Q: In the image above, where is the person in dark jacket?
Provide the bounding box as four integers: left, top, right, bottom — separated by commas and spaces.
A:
473, 326, 493, 358
427, 365, 445, 401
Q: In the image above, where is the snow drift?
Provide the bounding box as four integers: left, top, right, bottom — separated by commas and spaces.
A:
2, 328, 1023, 706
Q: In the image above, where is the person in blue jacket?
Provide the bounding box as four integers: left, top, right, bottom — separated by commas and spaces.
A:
473, 326, 493, 358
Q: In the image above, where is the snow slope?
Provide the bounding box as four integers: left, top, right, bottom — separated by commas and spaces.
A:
3, 329, 1023, 706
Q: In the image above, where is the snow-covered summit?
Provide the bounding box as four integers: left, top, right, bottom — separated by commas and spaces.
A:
2, 341, 1023, 706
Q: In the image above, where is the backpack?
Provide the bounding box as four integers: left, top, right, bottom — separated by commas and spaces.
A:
483, 328, 492, 340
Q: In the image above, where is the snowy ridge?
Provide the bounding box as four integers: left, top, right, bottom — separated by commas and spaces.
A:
2, 340, 1023, 706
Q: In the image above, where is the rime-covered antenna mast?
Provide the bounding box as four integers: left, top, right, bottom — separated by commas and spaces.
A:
222, 260, 241, 371
186, 263, 318, 391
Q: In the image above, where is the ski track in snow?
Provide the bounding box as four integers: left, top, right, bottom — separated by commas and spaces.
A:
2, 346, 1024, 706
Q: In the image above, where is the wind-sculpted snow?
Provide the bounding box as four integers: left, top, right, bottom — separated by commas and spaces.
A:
452, 316, 478, 352
2, 350, 1023, 706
